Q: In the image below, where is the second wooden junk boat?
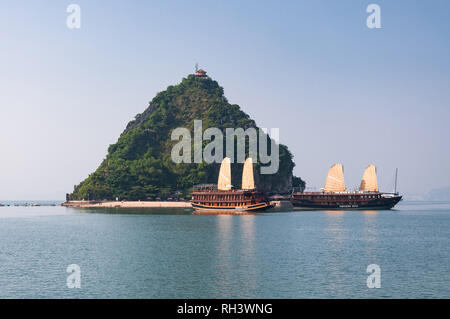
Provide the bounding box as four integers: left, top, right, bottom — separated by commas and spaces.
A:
191, 157, 273, 213
291, 164, 402, 210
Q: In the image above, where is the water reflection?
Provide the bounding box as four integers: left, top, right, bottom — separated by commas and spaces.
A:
324, 210, 346, 216
362, 210, 379, 260
214, 215, 257, 297
239, 215, 255, 247
216, 215, 233, 259
323, 210, 346, 294
214, 215, 233, 296
238, 215, 257, 297
324, 211, 346, 245
362, 210, 378, 243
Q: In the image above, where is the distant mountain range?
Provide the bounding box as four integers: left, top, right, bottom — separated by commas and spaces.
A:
427, 186, 450, 201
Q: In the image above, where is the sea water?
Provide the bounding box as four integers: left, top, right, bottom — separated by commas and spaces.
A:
0, 201, 449, 298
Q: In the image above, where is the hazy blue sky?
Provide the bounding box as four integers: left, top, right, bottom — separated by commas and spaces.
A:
1, 0, 449, 199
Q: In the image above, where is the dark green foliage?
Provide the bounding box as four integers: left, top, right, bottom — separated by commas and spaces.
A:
71, 75, 299, 200
292, 176, 306, 191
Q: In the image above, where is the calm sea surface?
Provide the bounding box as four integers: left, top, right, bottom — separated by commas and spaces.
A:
0, 201, 449, 298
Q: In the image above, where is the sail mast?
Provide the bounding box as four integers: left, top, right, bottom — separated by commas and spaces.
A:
394, 168, 398, 194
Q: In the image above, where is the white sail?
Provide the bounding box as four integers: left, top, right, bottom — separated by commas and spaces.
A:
241, 158, 255, 190
324, 164, 346, 193
359, 164, 378, 192
218, 157, 232, 190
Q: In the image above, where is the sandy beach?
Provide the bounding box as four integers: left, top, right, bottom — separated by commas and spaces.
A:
62, 200, 192, 208
62, 200, 290, 210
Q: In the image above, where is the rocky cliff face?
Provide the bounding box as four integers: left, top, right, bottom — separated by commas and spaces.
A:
71, 75, 302, 200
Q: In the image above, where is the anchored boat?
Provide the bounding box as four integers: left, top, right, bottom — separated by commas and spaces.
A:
291, 164, 402, 210
191, 157, 273, 213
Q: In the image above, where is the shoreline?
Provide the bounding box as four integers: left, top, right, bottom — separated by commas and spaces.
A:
62, 200, 291, 210
62, 200, 192, 208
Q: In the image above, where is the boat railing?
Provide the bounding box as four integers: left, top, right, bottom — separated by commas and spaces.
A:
193, 184, 217, 191
294, 191, 383, 195
192, 185, 259, 194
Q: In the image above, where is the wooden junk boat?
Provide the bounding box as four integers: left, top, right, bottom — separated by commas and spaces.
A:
191, 157, 273, 213
291, 164, 402, 210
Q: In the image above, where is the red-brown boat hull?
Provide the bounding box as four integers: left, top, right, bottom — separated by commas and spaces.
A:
291, 192, 402, 210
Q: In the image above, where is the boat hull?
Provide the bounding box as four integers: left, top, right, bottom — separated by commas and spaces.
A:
191, 201, 274, 214
291, 192, 402, 210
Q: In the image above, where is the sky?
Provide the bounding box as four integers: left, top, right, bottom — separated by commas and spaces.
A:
0, 0, 449, 200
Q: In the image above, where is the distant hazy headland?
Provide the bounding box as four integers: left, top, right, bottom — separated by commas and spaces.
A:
427, 186, 450, 201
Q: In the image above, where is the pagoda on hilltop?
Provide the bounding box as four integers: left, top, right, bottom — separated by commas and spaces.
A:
195, 69, 207, 78
194, 63, 208, 78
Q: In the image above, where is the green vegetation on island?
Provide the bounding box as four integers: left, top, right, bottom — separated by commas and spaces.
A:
70, 74, 304, 200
